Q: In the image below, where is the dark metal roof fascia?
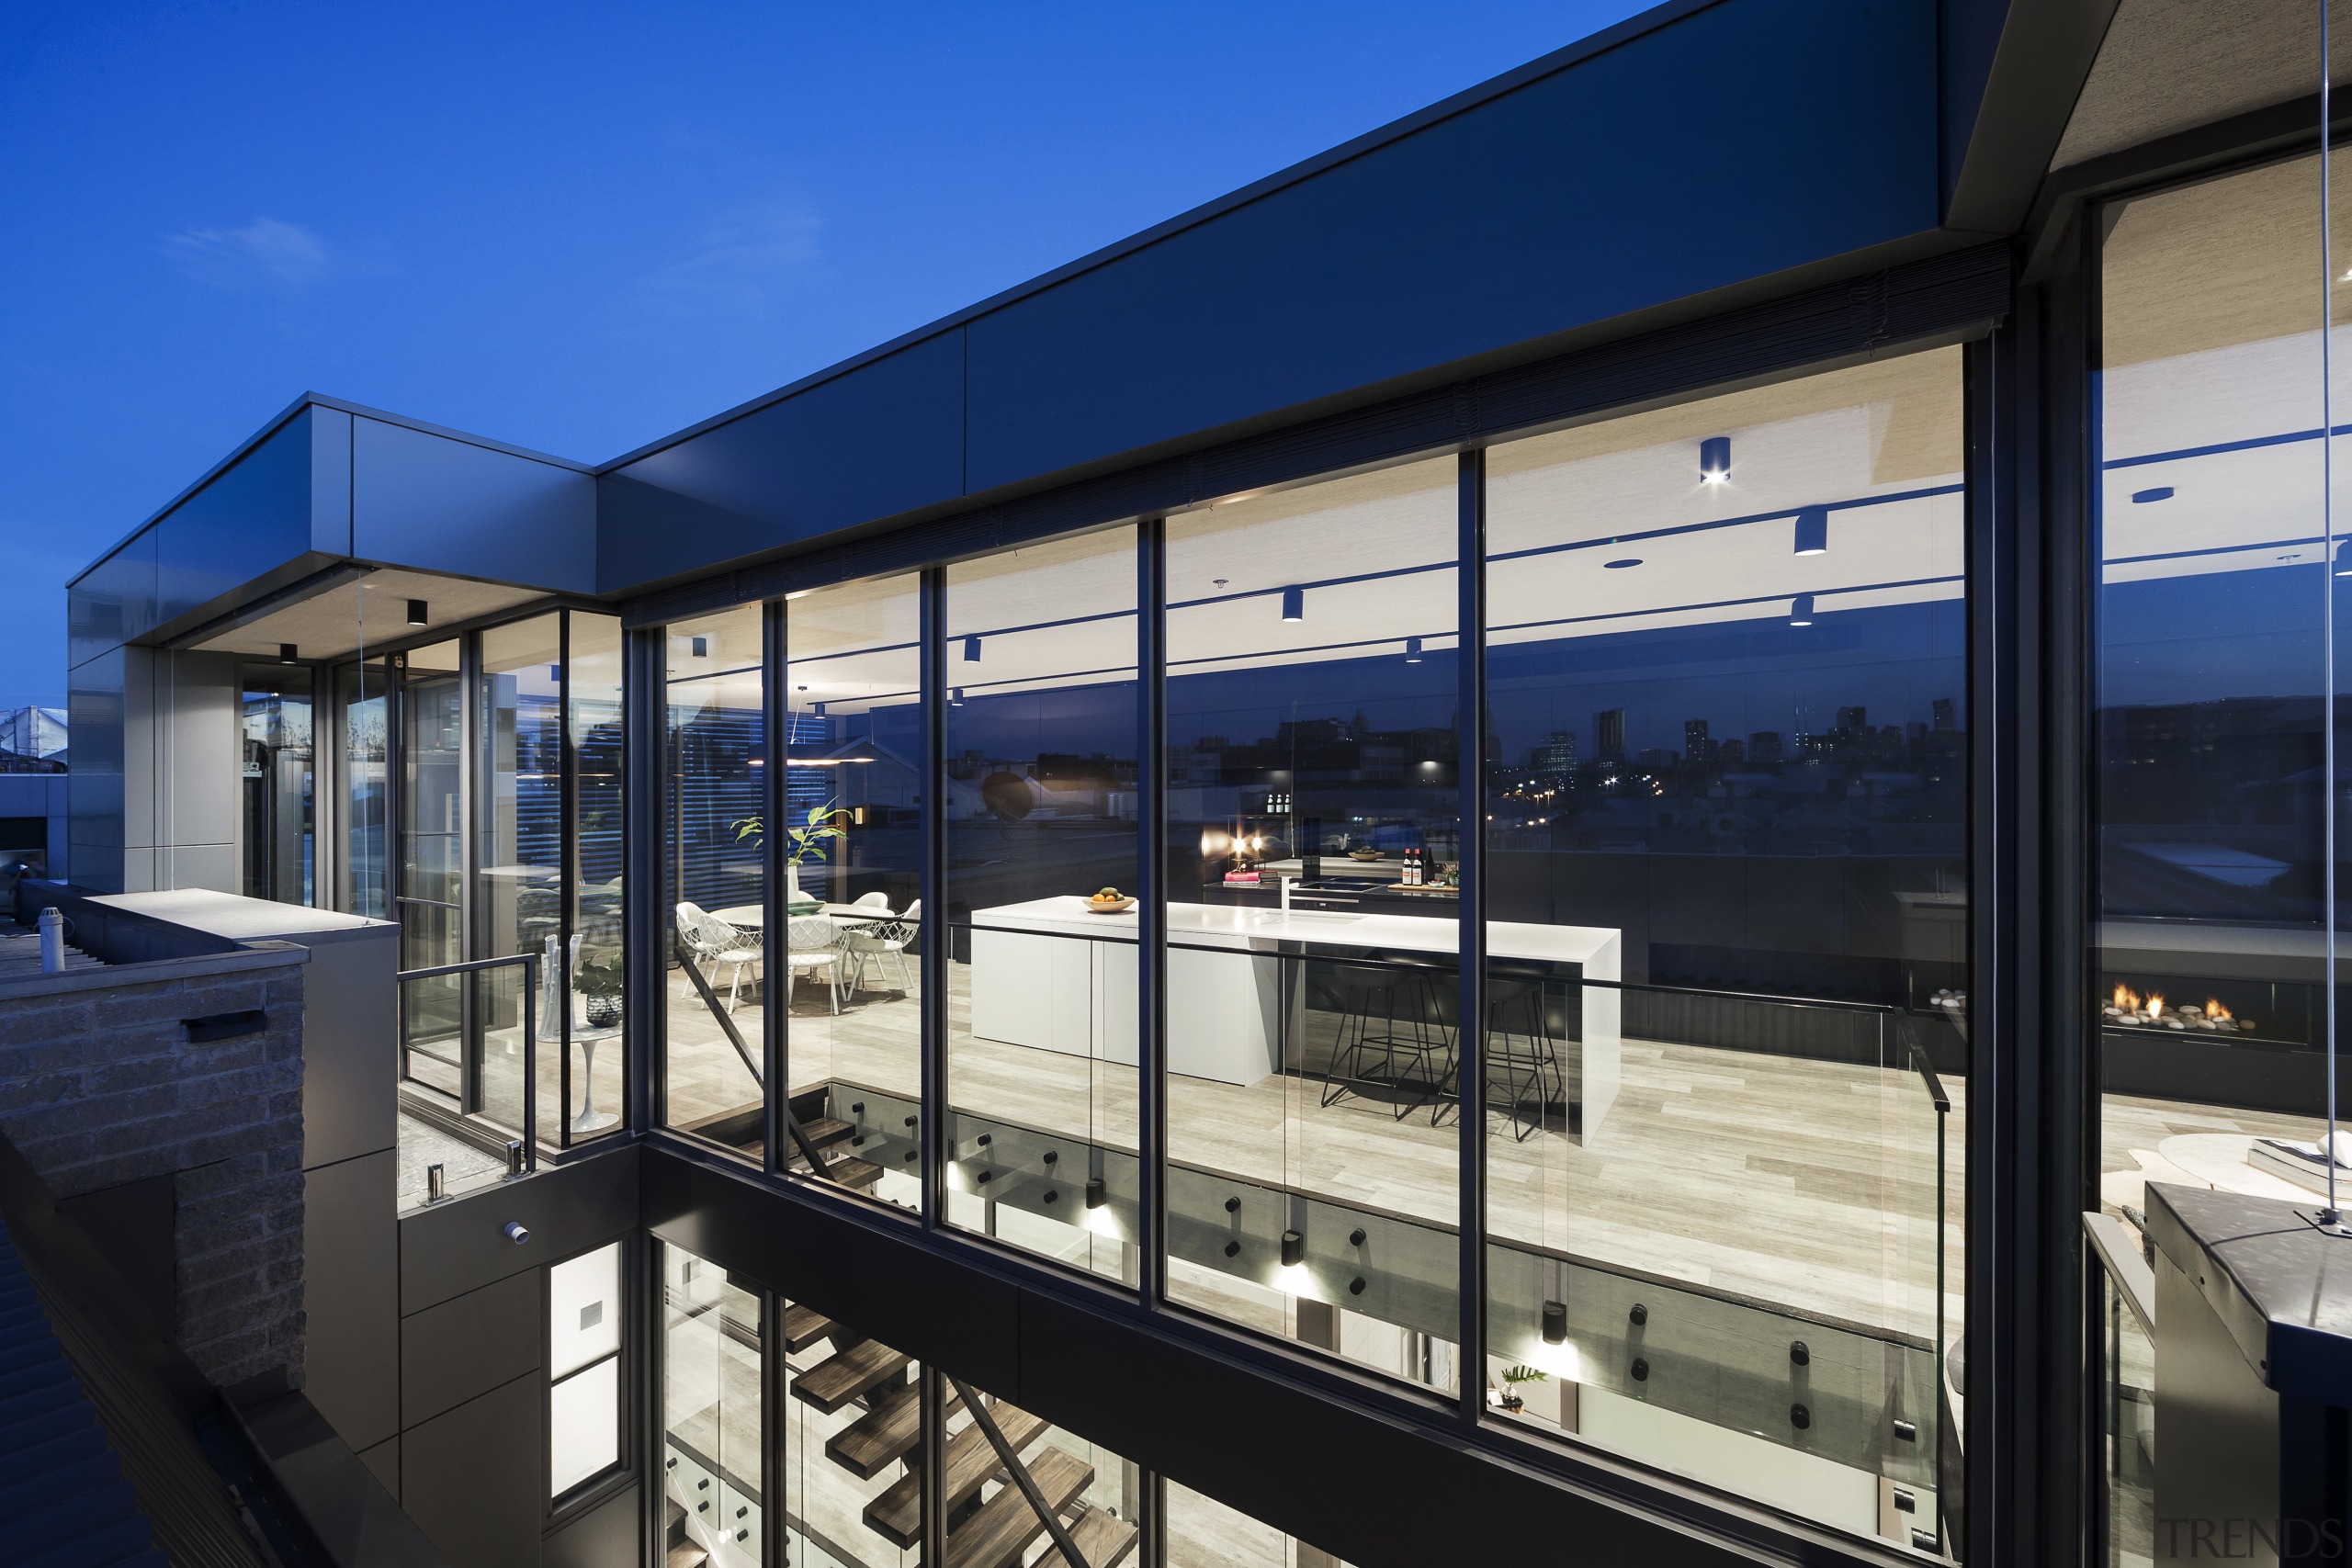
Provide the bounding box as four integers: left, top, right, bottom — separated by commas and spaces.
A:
594, 0, 1722, 474
70, 392, 594, 591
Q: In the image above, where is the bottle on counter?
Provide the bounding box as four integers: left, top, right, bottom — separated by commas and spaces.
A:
1403, 848, 1421, 886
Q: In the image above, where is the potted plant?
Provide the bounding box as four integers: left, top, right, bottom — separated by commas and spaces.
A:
730, 799, 851, 902
1497, 1363, 1548, 1414
575, 951, 626, 1028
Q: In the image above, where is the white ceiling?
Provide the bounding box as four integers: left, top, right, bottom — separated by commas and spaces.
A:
188, 567, 552, 661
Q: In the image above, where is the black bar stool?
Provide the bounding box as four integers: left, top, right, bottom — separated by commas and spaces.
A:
1319, 960, 1453, 1121
1485, 976, 1563, 1142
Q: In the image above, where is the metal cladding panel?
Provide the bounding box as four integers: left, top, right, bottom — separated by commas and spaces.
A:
595, 329, 964, 592
311, 404, 355, 555
964, 0, 1940, 493
399, 1145, 638, 1315
400, 1269, 542, 1430
401, 1371, 545, 1568
65, 648, 125, 893
306, 1149, 400, 1453
154, 408, 315, 626
353, 416, 595, 592
68, 526, 158, 670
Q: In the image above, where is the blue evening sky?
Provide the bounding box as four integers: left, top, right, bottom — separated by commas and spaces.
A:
0, 2, 1653, 711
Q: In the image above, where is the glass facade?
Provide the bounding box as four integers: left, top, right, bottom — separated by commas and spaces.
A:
663, 604, 768, 1152
946, 526, 1139, 1274
782, 573, 922, 1208
637, 345, 1970, 1551
1160, 457, 1464, 1390
239, 664, 313, 904
2094, 152, 2337, 1201
1479, 355, 1964, 1540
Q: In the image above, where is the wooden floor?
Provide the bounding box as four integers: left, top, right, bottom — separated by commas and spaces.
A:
665, 961, 1965, 1346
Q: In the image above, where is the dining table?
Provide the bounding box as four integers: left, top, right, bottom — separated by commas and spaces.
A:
708, 902, 890, 931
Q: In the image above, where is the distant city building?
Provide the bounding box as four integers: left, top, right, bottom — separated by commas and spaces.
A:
1932, 696, 1957, 731
1594, 708, 1626, 760
1532, 730, 1578, 777
1748, 731, 1783, 764
0, 706, 65, 773
1683, 718, 1711, 766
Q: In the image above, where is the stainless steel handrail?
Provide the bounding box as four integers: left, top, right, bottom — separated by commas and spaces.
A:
398, 952, 540, 1175
2085, 1210, 2156, 1337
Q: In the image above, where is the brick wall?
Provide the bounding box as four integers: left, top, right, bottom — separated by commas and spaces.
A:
0, 946, 307, 1389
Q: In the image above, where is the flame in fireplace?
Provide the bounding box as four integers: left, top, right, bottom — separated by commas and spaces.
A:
2113, 982, 2139, 1011
2146, 993, 2164, 1020
2206, 998, 2232, 1023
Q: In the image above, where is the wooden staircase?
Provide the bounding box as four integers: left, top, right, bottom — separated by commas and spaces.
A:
788, 1316, 1137, 1568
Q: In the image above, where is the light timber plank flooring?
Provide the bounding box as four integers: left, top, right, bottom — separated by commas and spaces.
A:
662, 961, 1967, 1346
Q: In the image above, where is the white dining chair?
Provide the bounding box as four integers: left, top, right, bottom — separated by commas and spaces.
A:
843, 898, 919, 996
785, 915, 844, 1015
679, 902, 763, 1013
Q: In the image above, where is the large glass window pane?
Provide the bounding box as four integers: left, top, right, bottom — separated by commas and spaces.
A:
396, 640, 469, 1114
782, 574, 923, 1212
240, 664, 314, 905
338, 658, 389, 918
664, 605, 768, 1155
946, 525, 1139, 1278
2095, 151, 2345, 1562
1479, 349, 1966, 1551
779, 1304, 921, 1567
478, 615, 565, 1144
665, 1246, 762, 1563
568, 613, 627, 1142
1161, 456, 1463, 1394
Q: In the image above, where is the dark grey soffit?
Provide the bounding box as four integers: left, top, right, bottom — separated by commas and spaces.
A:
619, 239, 2012, 630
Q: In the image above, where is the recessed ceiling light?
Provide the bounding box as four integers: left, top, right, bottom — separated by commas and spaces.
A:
1604, 558, 1643, 570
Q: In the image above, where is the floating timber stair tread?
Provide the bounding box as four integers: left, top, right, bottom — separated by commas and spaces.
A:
800, 1117, 853, 1149
862, 1402, 1046, 1546
1035, 1506, 1141, 1568
786, 1144, 884, 1190
825, 1380, 963, 1479
792, 1337, 911, 1414
781, 1303, 841, 1354
665, 1543, 708, 1568
944, 1447, 1093, 1568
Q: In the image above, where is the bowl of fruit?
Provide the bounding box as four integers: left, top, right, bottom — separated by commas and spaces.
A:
1086, 886, 1136, 914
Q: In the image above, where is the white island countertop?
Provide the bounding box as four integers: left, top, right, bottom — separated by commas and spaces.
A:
969, 897, 1619, 981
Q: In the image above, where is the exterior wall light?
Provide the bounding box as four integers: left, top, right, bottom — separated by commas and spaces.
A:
1700, 435, 1732, 484
1789, 594, 1815, 627
1404, 637, 1422, 663
1792, 507, 1828, 556
1280, 1229, 1305, 1268
1281, 586, 1305, 622
1543, 1300, 1568, 1344
406, 598, 428, 626
277, 643, 299, 664
1085, 1176, 1107, 1209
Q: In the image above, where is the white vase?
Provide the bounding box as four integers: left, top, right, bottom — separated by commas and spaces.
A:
786, 863, 804, 905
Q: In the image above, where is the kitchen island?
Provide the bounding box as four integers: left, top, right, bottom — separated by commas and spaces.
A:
967, 897, 1621, 1137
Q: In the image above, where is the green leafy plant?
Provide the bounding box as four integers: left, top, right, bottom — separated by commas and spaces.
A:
1499, 1364, 1549, 1388
575, 952, 627, 1001
730, 799, 850, 866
